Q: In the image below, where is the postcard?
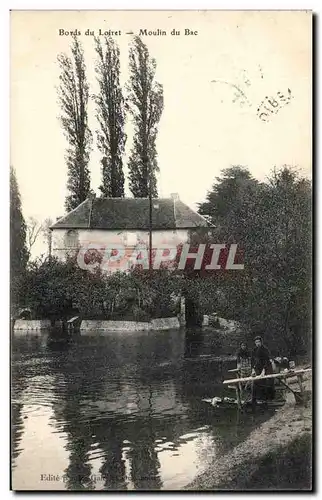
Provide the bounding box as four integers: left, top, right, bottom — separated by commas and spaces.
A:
10, 10, 312, 491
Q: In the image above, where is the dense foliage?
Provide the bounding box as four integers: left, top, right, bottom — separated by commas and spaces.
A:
15, 258, 180, 322
198, 165, 312, 355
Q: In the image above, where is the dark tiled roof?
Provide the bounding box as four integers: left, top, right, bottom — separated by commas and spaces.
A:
51, 197, 208, 230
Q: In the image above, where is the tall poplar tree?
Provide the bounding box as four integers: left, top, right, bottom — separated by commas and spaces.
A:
127, 37, 164, 198
94, 36, 126, 198
10, 167, 28, 278
57, 36, 92, 212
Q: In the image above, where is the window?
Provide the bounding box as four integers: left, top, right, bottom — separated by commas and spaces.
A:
65, 229, 79, 248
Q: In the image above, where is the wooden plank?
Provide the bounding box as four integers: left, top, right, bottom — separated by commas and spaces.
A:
184, 355, 236, 363
223, 368, 311, 385
67, 316, 79, 323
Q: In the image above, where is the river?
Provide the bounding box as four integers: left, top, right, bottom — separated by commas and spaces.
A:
11, 329, 275, 491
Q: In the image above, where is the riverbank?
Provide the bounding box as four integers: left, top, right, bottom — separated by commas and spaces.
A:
185, 370, 312, 491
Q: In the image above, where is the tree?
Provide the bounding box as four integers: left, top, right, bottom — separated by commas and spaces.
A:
94, 36, 126, 198
256, 167, 312, 355
26, 216, 43, 253
198, 165, 262, 240
127, 36, 164, 198
197, 165, 311, 356
57, 36, 92, 212
10, 167, 29, 314
10, 167, 29, 278
42, 217, 54, 257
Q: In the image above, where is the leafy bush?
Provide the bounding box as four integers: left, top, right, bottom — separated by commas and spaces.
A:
130, 305, 151, 322
12, 257, 183, 322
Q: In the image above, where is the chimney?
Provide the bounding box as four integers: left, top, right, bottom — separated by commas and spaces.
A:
171, 193, 179, 226
88, 191, 96, 228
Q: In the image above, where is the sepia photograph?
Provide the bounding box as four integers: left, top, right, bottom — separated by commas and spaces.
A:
10, 9, 312, 491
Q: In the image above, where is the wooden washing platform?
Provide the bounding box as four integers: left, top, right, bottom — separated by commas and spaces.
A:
222, 368, 312, 410
184, 355, 236, 363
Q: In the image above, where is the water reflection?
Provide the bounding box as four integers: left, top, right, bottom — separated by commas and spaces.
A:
11, 365, 28, 466
11, 330, 274, 491
184, 329, 204, 358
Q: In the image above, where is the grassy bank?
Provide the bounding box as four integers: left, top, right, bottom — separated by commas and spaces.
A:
215, 433, 312, 491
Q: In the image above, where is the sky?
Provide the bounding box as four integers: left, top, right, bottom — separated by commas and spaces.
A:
10, 10, 312, 255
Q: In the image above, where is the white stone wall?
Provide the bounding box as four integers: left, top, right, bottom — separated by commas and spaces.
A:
80, 317, 180, 333
14, 319, 51, 331
80, 320, 151, 332
150, 317, 181, 330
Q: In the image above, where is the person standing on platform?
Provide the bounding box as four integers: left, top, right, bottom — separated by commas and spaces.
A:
251, 336, 275, 403
236, 341, 252, 378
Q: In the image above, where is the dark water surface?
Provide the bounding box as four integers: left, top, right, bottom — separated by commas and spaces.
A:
11, 329, 274, 491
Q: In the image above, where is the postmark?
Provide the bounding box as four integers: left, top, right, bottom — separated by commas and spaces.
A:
212, 66, 293, 122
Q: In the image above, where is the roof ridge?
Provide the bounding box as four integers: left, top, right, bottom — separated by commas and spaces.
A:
50, 196, 209, 230
96, 196, 176, 201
